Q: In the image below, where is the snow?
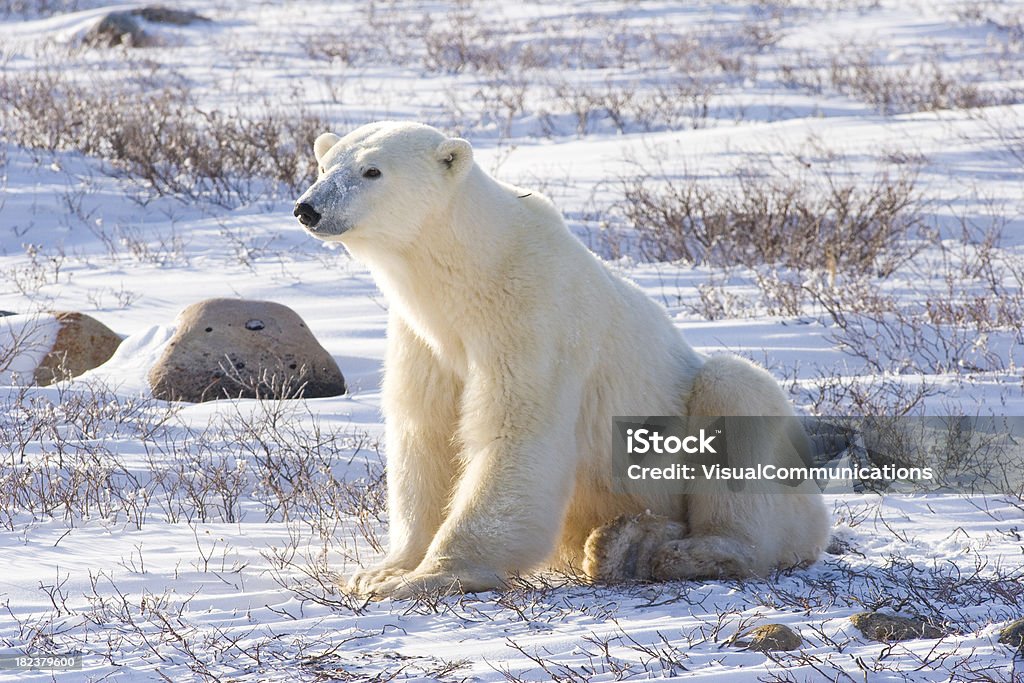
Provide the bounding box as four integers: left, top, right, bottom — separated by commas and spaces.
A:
0, 0, 1022, 680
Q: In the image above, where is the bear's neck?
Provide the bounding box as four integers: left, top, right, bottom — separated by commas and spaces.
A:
351, 166, 513, 360
361, 167, 505, 290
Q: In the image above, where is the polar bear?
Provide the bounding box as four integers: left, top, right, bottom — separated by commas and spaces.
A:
294, 121, 830, 598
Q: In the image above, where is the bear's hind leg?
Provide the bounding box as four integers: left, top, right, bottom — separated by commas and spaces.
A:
660, 354, 830, 580
581, 355, 829, 585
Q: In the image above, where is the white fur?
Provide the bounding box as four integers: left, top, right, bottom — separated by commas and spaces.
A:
295, 121, 831, 597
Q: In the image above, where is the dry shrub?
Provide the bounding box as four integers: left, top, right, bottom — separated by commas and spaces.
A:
0, 0, 95, 18
0, 69, 324, 207
548, 77, 716, 136
612, 156, 1022, 383
973, 105, 1024, 169
614, 164, 924, 277
0, 382, 384, 544
827, 55, 998, 114
304, 10, 415, 68
781, 46, 1022, 115
421, 10, 509, 74
408, 9, 755, 137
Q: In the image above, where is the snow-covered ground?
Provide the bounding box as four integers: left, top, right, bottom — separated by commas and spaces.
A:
0, 1, 1022, 680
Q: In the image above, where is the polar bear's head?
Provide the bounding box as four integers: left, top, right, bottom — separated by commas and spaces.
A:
294, 121, 473, 246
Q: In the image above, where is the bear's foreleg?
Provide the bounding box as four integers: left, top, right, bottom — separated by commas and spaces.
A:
347, 318, 462, 595
368, 360, 583, 598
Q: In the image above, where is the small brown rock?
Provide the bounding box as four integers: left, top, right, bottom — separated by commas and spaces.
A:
850, 611, 946, 642
735, 623, 803, 652
34, 312, 122, 385
998, 618, 1024, 648
148, 298, 345, 402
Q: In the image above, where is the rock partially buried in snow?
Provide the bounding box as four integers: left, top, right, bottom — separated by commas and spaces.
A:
83, 6, 210, 48
83, 12, 150, 48
0, 312, 122, 385
148, 298, 346, 402
133, 6, 211, 26
35, 312, 123, 386
850, 612, 946, 642
734, 624, 803, 652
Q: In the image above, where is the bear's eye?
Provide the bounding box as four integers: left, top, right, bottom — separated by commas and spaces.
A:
363, 167, 382, 179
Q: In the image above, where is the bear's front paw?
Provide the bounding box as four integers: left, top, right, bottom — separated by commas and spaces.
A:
368, 566, 504, 600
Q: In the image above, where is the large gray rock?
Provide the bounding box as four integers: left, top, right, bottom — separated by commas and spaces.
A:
148, 299, 346, 402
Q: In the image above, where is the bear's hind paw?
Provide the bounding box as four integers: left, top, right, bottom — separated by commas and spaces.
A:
583, 512, 688, 584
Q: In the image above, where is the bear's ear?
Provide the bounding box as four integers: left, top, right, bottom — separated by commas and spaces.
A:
435, 137, 473, 178
314, 132, 341, 163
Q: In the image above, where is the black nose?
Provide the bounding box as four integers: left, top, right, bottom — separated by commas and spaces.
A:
293, 202, 321, 228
